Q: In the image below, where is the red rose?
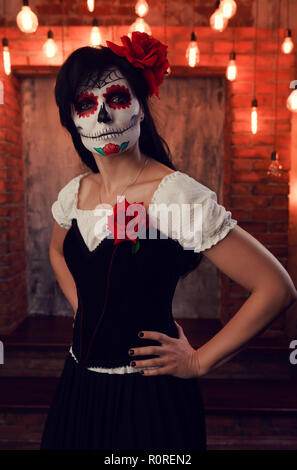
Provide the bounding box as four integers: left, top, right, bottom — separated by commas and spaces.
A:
106, 32, 170, 99
103, 143, 121, 154
107, 196, 152, 247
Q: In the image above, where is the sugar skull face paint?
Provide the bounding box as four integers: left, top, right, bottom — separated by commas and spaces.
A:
71, 68, 143, 156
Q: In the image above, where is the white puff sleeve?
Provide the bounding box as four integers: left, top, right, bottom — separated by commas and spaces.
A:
51, 176, 79, 229
149, 171, 238, 253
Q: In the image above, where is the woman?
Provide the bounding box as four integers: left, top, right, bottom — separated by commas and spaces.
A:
40, 32, 297, 450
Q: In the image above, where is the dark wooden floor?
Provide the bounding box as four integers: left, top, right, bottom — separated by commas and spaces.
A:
0, 315, 296, 450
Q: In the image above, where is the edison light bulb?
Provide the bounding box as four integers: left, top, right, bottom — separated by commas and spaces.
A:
16, 2, 38, 33
186, 32, 200, 68
135, 0, 149, 18
281, 29, 294, 54
165, 65, 171, 76
287, 87, 297, 112
90, 19, 102, 46
220, 0, 237, 19
2, 38, 11, 76
87, 0, 95, 12
251, 98, 258, 135
129, 18, 151, 36
42, 30, 58, 58
210, 4, 228, 32
226, 51, 237, 81
267, 151, 283, 178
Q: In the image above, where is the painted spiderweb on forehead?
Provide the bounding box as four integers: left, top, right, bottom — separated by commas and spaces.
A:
76, 69, 126, 97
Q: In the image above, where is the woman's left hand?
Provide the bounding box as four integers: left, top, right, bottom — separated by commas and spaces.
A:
128, 321, 201, 379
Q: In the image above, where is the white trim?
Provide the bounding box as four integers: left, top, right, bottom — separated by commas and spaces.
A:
69, 346, 159, 375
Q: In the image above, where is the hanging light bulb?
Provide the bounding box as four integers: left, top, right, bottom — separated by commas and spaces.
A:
287, 82, 297, 112
135, 0, 149, 18
90, 18, 102, 47
220, 0, 237, 19
226, 51, 237, 81
186, 32, 200, 68
267, 151, 283, 178
281, 28, 294, 54
129, 17, 151, 36
42, 30, 58, 58
165, 65, 171, 76
16, 0, 38, 33
2, 38, 11, 76
210, 1, 228, 32
0, 80, 4, 105
251, 98, 258, 134
87, 0, 95, 13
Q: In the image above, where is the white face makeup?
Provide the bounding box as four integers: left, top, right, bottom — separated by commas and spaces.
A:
71, 67, 144, 156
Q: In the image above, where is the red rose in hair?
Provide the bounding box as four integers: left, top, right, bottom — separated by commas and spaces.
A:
107, 196, 152, 253
106, 32, 170, 99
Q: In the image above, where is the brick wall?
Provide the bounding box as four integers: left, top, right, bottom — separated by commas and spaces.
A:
0, 71, 28, 334
0, 22, 295, 335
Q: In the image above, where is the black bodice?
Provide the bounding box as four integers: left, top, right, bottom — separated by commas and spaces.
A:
63, 219, 203, 368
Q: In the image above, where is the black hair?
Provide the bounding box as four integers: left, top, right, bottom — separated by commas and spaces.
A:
54, 44, 202, 276
54, 45, 177, 173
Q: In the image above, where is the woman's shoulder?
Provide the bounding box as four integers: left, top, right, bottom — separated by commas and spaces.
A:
51, 171, 91, 228
150, 168, 217, 206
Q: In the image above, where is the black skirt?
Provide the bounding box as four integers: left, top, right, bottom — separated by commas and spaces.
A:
40, 352, 207, 450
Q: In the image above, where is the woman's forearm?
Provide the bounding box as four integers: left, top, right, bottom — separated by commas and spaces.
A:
196, 287, 297, 376
49, 247, 78, 314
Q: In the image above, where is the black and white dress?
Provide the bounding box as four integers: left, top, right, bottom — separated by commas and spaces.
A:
40, 170, 237, 450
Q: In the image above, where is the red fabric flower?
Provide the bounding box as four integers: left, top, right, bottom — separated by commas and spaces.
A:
107, 196, 152, 249
106, 32, 170, 99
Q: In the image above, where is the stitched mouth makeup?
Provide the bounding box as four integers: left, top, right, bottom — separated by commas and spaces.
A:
80, 120, 137, 140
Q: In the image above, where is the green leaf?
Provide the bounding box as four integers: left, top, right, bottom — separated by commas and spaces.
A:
94, 147, 105, 155
120, 141, 129, 152
131, 237, 140, 254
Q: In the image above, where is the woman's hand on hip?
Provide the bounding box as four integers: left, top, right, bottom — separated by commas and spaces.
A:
128, 321, 203, 379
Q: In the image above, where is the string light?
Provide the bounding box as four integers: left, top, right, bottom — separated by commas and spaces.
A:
220, 0, 237, 19
210, 1, 228, 32
287, 81, 297, 112
251, 0, 259, 134
129, 17, 151, 36
268, 0, 283, 179
226, 50, 237, 81
135, 0, 149, 18
2, 38, 11, 76
251, 98, 258, 134
42, 30, 58, 58
281, 0, 294, 54
281, 28, 294, 54
267, 151, 283, 177
87, 0, 95, 13
90, 18, 102, 46
16, 0, 38, 33
186, 32, 199, 67
164, 0, 171, 76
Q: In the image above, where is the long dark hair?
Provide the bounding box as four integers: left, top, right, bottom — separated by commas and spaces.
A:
54, 45, 177, 173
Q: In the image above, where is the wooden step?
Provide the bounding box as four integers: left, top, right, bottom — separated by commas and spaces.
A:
0, 376, 296, 450
1, 316, 295, 379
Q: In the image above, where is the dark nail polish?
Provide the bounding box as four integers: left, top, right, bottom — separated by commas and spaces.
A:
140, 370, 144, 374
130, 361, 136, 367
138, 332, 144, 338
129, 349, 134, 355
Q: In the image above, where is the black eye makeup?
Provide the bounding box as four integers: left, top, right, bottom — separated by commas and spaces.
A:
74, 91, 98, 117
103, 84, 132, 110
